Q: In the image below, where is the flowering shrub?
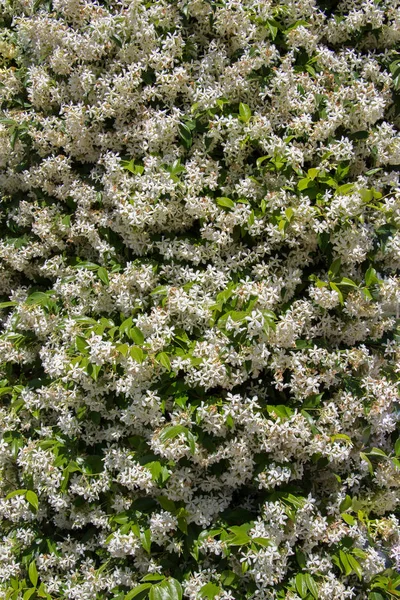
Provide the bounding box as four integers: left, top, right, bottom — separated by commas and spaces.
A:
0, 0, 400, 597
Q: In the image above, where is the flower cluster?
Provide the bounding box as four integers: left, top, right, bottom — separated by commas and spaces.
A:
0, 0, 399, 598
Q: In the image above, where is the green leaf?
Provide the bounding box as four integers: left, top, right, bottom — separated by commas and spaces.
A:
331, 433, 351, 443
177, 513, 188, 534
339, 494, 352, 512
10, 127, 19, 149
0, 387, 13, 397
186, 431, 196, 455
295, 573, 307, 598
365, 168, 382, 176
146, 461, 162, 480
25, 292, 54, 307
149, 578, 182, 600
72, 261, 99, 271
129, 326, 145, 345
352, 547, 367, 560
369, 447, 387, 458
157, 496, 176, 512
156, 352, 171, 371
266, 19, 278, 39
285, 207, 294, 221
23, 590, 37, 600
304, 574, 318, 599
267, 405, 293, 420
296, 548, 307, 569
347, 554, 363, 580
120, 317, 133, 334
199, 583, 221, 599
121, 159, 135, 173
349, 130, 369, 140
395, 438, 400, 457
220, 571, 237, 586
87, 362, 101, 381
28, 561, 38, 587
295, 339, 313, 349
0, 301, 18, 308
36, 584, 51, 600
360, 188, 374, 203
6, 489, 27, 499
179, 123, 193, 149
360, 452, 374, 475
297, 178, 310, 191
365, 266, 379, 287
336, 183, 355, 195
117, 343, 129, 357
142, 575, 165, 583
337, 277, 358, 288
97, 267, 109, 285
159, 425, 195, 454
25, 490, 39, 512
140, 529, 152, 554
318, 175, 337, 188
329, 282, 343, 305
125, 584, 152, 600
256, 155, 269, 169
130, 347, 145, 363
159, 425, 186, 442
328, 257, 341, 279
226, 525, 251, 546
238, 103, 252, 123
341, 512, 356, 526
339, 550, 352, 576
75, 336, 88, 352
307, 168, 319, 180
150, 286, 168, 297
121, 160, 144, 175
216, 197, 235, 210
278, 218, 287, 231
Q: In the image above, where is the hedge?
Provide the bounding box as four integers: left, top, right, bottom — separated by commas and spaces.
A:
0, 0, 399, 598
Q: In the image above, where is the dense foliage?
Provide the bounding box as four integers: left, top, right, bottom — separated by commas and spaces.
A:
0, 0, 400, 598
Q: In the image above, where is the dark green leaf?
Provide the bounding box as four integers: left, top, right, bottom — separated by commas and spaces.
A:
179, 123, 193, 149
328, 258, 341, 279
